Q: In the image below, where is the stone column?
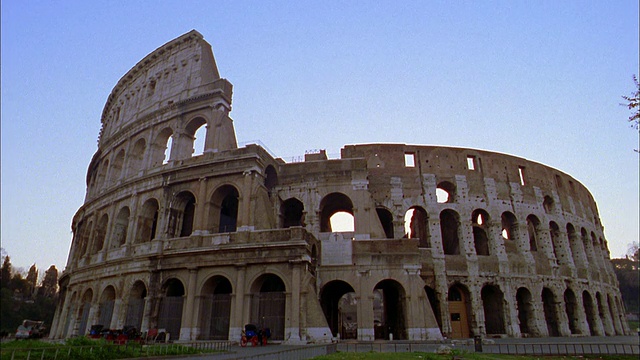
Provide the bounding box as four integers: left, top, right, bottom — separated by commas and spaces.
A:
229, 265, 246, 341
237, 170, 255, 231
356, 270, 374, 341
502, 284, 520, 337
192, 177, 209, 234
111, 299, 125, 329
285, 261, 302, 343
180, 268, 199, 340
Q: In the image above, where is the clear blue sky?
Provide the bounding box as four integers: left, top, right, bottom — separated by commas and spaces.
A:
2, 1, 638, 272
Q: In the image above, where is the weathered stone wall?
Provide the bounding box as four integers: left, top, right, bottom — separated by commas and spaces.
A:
50, 31, 629, 344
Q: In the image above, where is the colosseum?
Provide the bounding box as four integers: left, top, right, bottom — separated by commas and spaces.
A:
49, 30, 629, 343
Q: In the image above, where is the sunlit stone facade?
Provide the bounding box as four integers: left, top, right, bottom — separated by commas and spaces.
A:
50, 31, 629, 343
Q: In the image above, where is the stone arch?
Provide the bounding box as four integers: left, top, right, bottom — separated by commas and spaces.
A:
581, 227, 593, 262
109, 149, 125, 184
111, 206, 130, 248
136, 198, 159, 243
199, 275, 233, 340
320, 280, 356, 339
264, 165, 278, 195
128, 138, 146, 175
125, 281, 147, 330
564, 288, 580, 334
157, 278, 185, 339
97, 285, 117, 328
582, 290, 597, 335
501, 211, 518, 253
405, 206, 430, 248
566, 223, 580, 265
447, 283, 472, 339
424, 286, 442, 331
281, 197, 304, 228
436, 181, 456, 203
549, 221, 562, 261
543, 195, 555, 214
249, 274, 286, 340
376, 207, 394, 239
440, 209, 461, 255
151, 127, 173, 167
209, 185, 239, 233
77, 289, 94, 336
168, 191, 196, 237
92, 214, 109, 254
481, 284, 505, 335
526, 215, 540, 252
472, 209, 490, 256
97, 159, 109, 190
319, 192, 354, 233
516, 287, 535, 336
185, 116, 207, 157
541, 287, 560, 336
374, 279, 407, 340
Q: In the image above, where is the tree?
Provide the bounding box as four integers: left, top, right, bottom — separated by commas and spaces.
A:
612, 243, 640, 316
26, 264, 38, 297
622, 74, 640, 130
0, 255, 11, 289
39, 265, 58, 298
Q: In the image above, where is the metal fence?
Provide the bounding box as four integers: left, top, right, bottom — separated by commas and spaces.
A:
337, 341, 639, 356
0, 340, 231, 360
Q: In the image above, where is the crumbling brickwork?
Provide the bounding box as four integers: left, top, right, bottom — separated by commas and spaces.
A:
49, 31, 629, 343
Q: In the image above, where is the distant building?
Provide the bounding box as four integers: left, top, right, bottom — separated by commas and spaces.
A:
50, 31, 629, 342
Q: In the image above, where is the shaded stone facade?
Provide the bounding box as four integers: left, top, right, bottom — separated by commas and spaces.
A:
50, 31, 629, 343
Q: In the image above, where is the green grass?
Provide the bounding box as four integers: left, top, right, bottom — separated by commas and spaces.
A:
311, 353, 640, 360
0, 337, 222, 360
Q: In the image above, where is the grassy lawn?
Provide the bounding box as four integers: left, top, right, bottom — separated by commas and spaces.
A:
311, 353, 640, 360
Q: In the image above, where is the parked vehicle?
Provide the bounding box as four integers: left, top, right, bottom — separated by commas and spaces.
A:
15, 320, 46, 339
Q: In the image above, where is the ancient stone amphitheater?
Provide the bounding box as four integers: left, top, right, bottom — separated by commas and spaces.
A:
50, 31, 629, 343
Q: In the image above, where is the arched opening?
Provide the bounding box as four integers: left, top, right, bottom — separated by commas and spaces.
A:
481, 284, 505, 335
424, 286, 442, 331
541, 287, 560, 336
250, 274, 286, 340
501, 212, 518, 253
526, 215, 540, 252
374, 279, 407, 340
376, 207, 394, 239
320, 193, 354, 232
320, 280, 356, 339
97, 286, 116, 328
566, 223, 579, 264
168, 192, 196, 237
192, 124, 207, 157
158, 278, 185, 340
150, 128, 173, 167
440, 210, 461, 255
472, 209, 490, 256
110, 149, 125, 184
125, 281, 147, 330
129, 138, 146, 175
136, 199, 159, 243
543, 195, 555, 214
97, 160, 109, 190
516, 287, 535, 336
582, 290, 597, 335
596, 292, 611, 335
92, 214, 109, 254
78, 220, 93, 259
564, 288, 579, 334
210, 185, 239, 233
549, 222, 561, 261
447, 284, 471, 339
264, 165, 278, 195
111, 207, 130, 248
199, 276, 232, 340
77, 289, 93, 336
581, 228, 593, 263
607, 294, 623, 335
405, 207, 430, 247
281, 198, 304, 228
436, 181, 456, 203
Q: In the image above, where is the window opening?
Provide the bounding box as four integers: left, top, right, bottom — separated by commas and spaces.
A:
436, 181, 455, 203
163, 136, 173, 164
193, 125, 206, 157
404, 153, 415, 167
376, 208, 394, 239
330, 212, 354, 232
518, 166, 526, 186
467, 156, 476, 170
